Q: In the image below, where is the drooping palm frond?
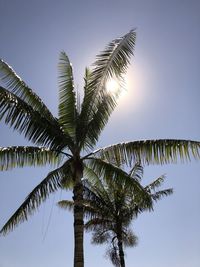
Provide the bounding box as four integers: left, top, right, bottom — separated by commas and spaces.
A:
85, 218, 113, 232
0, 59, 54, 122
0, 86, 73, 150
58, 52, 77, 138
90, 227, 112, 244
150, 188, 173, 202
123, 229, 138, 247
83, 165, 113, 205
133, 175, 173, 210
145, 175, 166, 191
107, 245, 120, 267
57, 200, 74, 211
85, 157, 148, 199
57, 198, 102, 219
0, 160, 72, 236
129, 162, 143, 182
93, 139, 200, 166
79, 30, 136, 149
0, 146, 63, 171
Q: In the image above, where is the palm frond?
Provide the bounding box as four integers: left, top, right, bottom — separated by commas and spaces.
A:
57, 200, 74, 211
79, 30, 136, 149
82, 90, 119, 149
93, 139, 200, 166
76, 67, 92, 149
107, 245, 120, 267
83, 165, 113, 206
85, 157, 149, 198
91, 229, 111, 245
91, 29, 136, 86
0, 59, 54, 122
123, 229, 138, 247
82, 186, 113, 219
145, 175, 166, 191
58, 52, 77, 138
0, 160, 72, 235
129, 163, 143, 181
57, 198, 102, 219
0, 146, 63, 171
85, 218, 113, 232
151, 188, 173, 201
0, 86, 73, 150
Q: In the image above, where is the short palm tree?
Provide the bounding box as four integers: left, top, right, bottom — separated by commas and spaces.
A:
58, 164, 173, 267
0, 30, 200, 267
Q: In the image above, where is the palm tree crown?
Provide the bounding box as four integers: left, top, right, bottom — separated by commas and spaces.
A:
0, 30, 200, 267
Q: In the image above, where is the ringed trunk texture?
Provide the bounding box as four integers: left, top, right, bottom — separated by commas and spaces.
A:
73, 160, 84, 267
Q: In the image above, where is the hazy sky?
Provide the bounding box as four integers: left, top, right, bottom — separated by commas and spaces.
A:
0, 1, 200, 267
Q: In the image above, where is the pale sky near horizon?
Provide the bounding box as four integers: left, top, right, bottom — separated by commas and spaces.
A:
0, 1, 200, 267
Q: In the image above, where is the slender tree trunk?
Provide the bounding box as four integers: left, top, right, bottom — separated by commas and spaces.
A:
117, 233, 125, 267
72, 159, 84, 267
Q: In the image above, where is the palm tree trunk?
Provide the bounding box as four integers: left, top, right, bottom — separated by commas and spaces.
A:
117, 234, 125, 267
73, 160, 84, 267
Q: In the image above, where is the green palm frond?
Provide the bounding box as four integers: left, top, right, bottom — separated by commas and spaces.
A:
0, 160, 72, 235
58, 52, 77, 137
85, 157, 147, 197
82, 91, 119, 149
93, 139, 200, 166
129, 163, 143, 181
91, 29, 136, 86
79, 30, 136, 149
91, 229, 111, 245
145, 175, 166, 191
76, 67, 92, 149
57, 200, 74, 211
57, 198, 100, 219
0, 146, 63, 171
85, 218, 113, 232
83, 190, 113, 220
83, 165, 113, 205
0, 86, 72, 150
0, 59, 54, 121
151, 188, 173, 202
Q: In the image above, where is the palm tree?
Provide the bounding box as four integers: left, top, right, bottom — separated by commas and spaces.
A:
0, 29, 200, 267
58, 164, 173, 267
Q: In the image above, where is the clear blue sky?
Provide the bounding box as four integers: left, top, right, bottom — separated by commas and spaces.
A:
0, 0, 200, 266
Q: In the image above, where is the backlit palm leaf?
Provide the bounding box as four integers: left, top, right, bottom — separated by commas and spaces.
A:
0, 146, 63, 171
82, 91, 119, 149
85, 158, 149, 199
0, 59, 54, 121
93, 139, 200, 166
58, 52, 77, 137
0, 86, 72, 150
79, 30, 136, 149
0, 160, 72, 235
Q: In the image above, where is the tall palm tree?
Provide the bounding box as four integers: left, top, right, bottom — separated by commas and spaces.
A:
0, 30, 200, 267
58, 164, 173, 267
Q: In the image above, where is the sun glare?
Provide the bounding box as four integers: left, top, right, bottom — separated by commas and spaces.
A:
106, 79, 120, 94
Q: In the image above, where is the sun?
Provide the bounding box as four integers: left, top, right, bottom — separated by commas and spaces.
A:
106, 79, 120, 94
